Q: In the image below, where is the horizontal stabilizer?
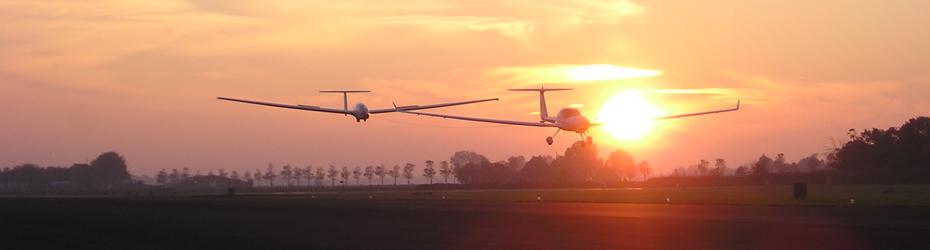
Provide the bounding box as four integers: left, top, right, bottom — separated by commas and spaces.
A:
509, 87, 572, 92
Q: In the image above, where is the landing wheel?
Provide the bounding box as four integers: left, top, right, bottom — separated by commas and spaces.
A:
586, 136, 594, 145
546, 136, 554, 145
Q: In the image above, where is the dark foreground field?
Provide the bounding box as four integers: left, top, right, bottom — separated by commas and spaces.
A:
2, 197, 929, 250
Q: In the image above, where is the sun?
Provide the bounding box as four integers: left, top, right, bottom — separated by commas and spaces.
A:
596, 90, 665, 141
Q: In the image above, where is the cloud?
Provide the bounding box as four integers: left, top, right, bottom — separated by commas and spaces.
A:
0, 0, 645, 96
371, 15, 533, 39
185, 0, 643, 39
646, 88, 731, 95
719, 71, 903, 107
488, 64, 662, 86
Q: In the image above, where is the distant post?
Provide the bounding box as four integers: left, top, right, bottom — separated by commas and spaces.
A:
793, 182, 807, 199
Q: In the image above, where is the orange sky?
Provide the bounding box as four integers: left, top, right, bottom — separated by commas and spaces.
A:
2, 0, 929, 176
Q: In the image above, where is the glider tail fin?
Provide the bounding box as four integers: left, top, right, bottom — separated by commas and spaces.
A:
508, 87, 572, 122
320, 90, 371, 113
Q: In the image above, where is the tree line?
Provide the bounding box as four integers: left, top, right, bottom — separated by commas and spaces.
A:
653, 116, 930, 185
5, 116, 927, 191
825, 116, 930, 183
0, 152, 131, 190
156, 161, 446, 189
668, 153, 826, 178
208, 142, 652, 189
444, 141, 651, 187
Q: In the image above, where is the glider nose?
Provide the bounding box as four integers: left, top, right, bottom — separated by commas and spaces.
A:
354, 112, 370, 121
563, 116, 591, 133
579, 116, 591, 133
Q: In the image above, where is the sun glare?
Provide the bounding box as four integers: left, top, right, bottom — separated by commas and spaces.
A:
567, 64, 662, 81
596, 90, 665, 141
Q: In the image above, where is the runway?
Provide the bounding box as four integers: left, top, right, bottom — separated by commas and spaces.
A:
2, 197, 928, 249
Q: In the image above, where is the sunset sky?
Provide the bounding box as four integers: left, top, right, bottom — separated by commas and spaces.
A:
2, 0, 929, 177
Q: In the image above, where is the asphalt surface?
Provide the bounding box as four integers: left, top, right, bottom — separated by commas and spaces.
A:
1, 197, 928, 249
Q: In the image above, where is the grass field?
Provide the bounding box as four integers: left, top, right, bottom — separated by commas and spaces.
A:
235, 185, 930, 206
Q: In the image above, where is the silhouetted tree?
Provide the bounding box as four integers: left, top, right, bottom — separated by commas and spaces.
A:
265, 163, 277, 187
243, 170, 253, 185
4, 164, 43, 188
772, 153, 791, 173
797, 154, 825, 172
156, 169, 168, 185
231, 171, 240, 181
364, 166, 374, 187
605, 150, 635, 182
352, 166, 362, 185
896, 117, 930, 167
638, 161, 652, 181
293, 167, 303, 186
281, 165, 293, 187
507, 156, 526, 172
423, 161, 437, 184
488, 160, 518, 184
73, 151, 130, 187
314, 167, 324, 187
402, 163, 415, 185
327, 165, 338, 187
554, 142, 601, 184
710, 158, 728, 176
389, 165, 400, 186
252, 169, 261, 186
169, 169, 180, 184
424, 160, 435, 173
696, 159, 710, 176
734, 166, 749, 176
438, 161, 451, 184
303, 166, 314, 187
752, 155, 772, 176
829, 117, 930, 172
450, 151, 490, 183
181, 168, 191, 180
0, 152, 139, 189
340, 166, 350, 187
517, 155, 554, 184
450, 151, 490, 169
374, 165, 386, 186
219, 168, 228, 178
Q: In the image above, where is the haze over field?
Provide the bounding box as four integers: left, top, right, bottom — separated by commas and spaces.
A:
2, 0, 929, 176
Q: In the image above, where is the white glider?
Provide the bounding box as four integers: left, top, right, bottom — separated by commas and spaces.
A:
219, 90, 498, 122
401, 87, 739, 145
